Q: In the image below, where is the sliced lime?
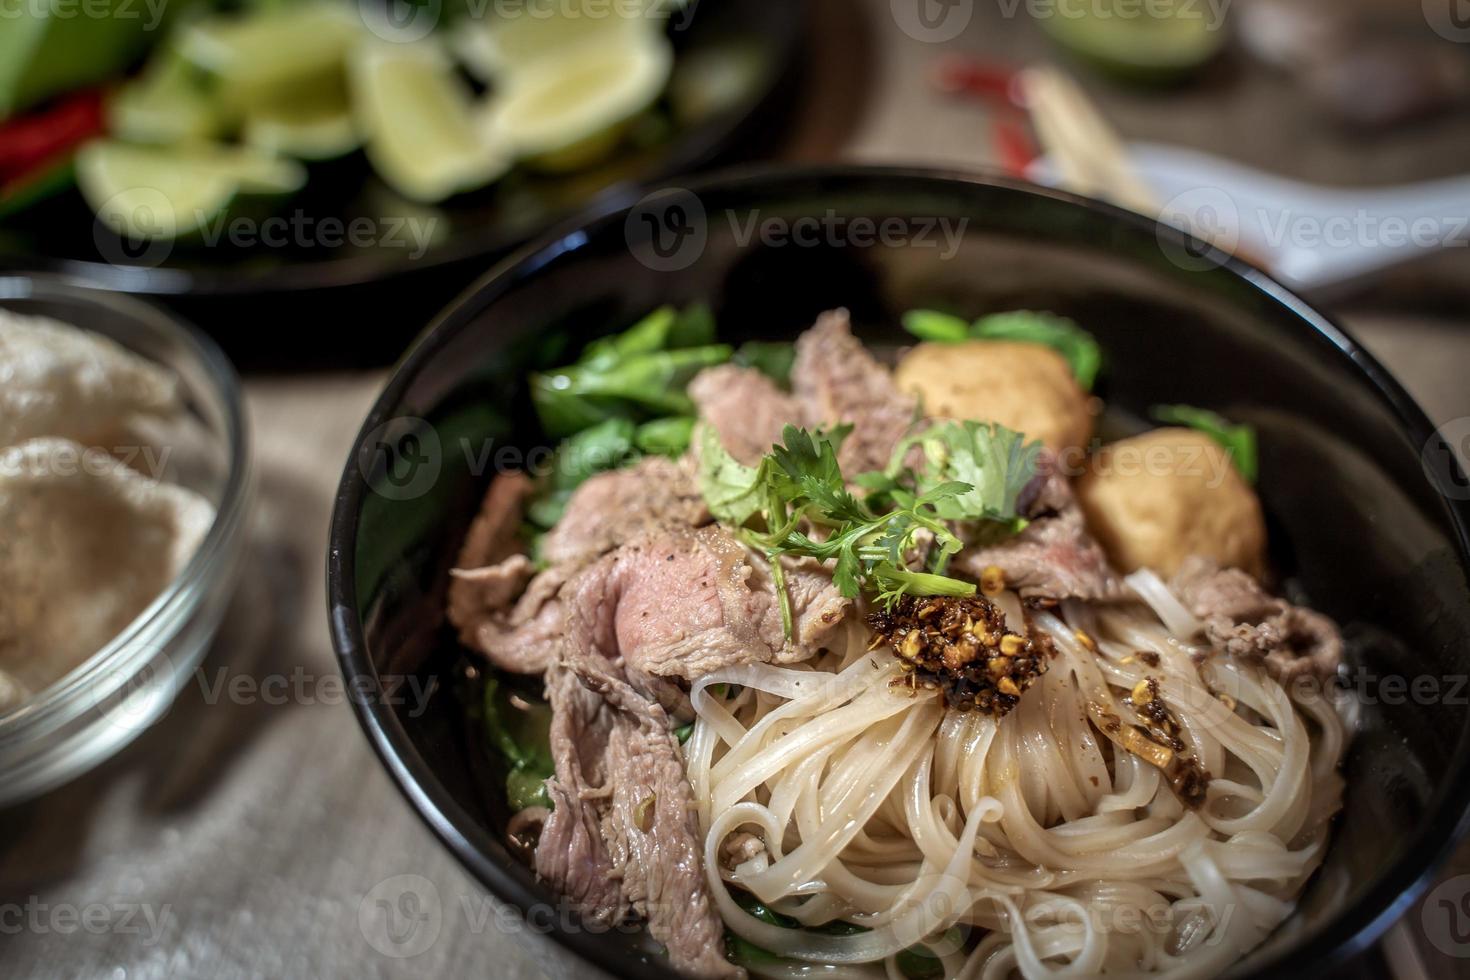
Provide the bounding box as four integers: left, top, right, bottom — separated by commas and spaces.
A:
494, 33, 674, 169
1038, 0, 1226, 82
454, 0, 662, 80
108, 55, 221, 145
77, 139, 305, 240
177, 4, 362, 110
350, 41, 509, 203
244, 89, 360, 160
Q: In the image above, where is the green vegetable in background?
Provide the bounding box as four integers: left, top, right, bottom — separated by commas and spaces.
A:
1, 0, 168, 120
901, 308, 1103, 391
635, 416, 695, 457
732, 340, 797, 387
483, 677, 554, 811
1152, 404, 1258, 482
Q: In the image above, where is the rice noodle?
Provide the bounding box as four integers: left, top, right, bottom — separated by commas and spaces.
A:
685, 588, 1349, 979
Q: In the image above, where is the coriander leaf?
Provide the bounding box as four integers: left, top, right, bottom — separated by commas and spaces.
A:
892, 420, 1041, 527
901, 309, 970, 343
971, 310, 1102, 391
635, 416, 695, 457
732, 340, 797, 386
696, 424, 768, 526
1153, 404, 1258, 483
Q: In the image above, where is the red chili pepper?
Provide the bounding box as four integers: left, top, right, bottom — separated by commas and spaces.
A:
991, 116, 1038, 178
0, 89, 106, 185
932, 55, 1023, 109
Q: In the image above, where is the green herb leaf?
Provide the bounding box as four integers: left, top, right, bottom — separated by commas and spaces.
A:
970, 310, 1102, 391
901, 309, 970, 343
696, 423, 769, 526
674, 722, 695, 744
551, 417, 637, 492
732, 340, 797, 386
1152, 404, 1258, 483
888, 420, 1042, 526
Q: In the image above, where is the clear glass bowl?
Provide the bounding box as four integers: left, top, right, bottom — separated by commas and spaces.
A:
0, 274, 253, 805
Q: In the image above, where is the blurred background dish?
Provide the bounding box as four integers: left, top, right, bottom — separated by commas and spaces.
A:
0, 274, 252, 805
0, 0, 806, 363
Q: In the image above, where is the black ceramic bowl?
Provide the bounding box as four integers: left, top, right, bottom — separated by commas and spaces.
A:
329, 166, 1470, 979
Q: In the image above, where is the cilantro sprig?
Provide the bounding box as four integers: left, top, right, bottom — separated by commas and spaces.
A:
698, 421, 1039, 633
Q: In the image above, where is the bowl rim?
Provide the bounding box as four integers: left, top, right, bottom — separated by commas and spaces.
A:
327, 163, 1470, 979
0, 273, 254, 740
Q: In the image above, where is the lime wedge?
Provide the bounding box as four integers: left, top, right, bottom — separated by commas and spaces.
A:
350, 41, 509, 203
244, 90, 360, 160
494, 33, 673, 170
77, 140, 305, 240
454, 0, 662, 80
1038, 0, 1225, 83
177, 4, 362, 110
108, 55, 221, 145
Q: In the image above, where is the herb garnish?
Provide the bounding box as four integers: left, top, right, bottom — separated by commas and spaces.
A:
698, 421, 1039, 634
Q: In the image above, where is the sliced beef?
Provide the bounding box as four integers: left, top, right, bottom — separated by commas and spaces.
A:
1170, 557, 1343, 682
536, 664, 625, 921
451, 563, 567, 675
688, 364, 806, 465
954, 451, 1126, 601
539, 659, 741, 980
450, 458, 712, 674
454, 471, 535, 569
565, 525, 850, 682
791, 309, 918, 475
541, 455, 710, 568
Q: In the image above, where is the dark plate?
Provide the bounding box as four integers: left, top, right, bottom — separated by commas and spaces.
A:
0, 0, 804, 360
328, 166, 1470, 979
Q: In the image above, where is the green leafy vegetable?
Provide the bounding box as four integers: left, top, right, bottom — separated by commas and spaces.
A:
901, 308, 1103, 390
635, 416, 695, 457
901, 309, 970, 343
532, 304, 728, 438
482, 677, 554, 811
531, 344, 732, 438
733, 340, 797, 386
674, 722, 695, 745
1152, 404, 1258, 482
